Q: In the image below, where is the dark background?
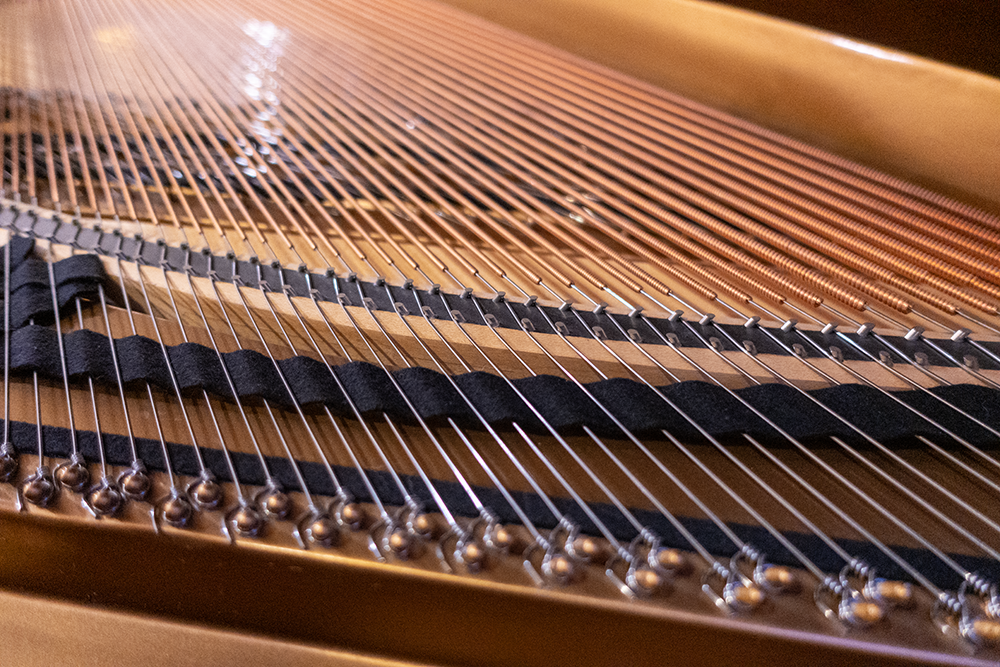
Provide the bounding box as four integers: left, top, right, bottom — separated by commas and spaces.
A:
721, 0, 1000, 78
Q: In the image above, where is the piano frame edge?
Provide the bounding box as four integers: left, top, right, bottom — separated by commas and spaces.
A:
436, 0, 1000, 216
0, 589, 405, 667
0, 491, 993, 667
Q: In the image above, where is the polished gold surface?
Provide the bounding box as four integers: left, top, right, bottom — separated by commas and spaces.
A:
0, 591, 422, 667
439, 0, 1000, 214
0, 485, 992, 667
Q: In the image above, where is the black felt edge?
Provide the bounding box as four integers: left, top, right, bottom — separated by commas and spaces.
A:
12, 318, 1000, 447
3, 231, 998, 450
7, 204, 998, 369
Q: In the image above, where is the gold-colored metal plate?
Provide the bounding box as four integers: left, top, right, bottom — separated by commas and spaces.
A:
0, 469, 994, 667
438, 0, 1000, 214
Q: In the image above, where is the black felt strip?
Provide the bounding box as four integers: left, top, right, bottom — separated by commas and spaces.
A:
10, 257, 51, 290
2, 416, 993, 591
116, 335, 173, 387
8, 322, 1000, 447
5, 236, 35, 269
14, 208, 998, 369
167, 342, 233, 398
2, 238, 999, 449
1, 248, 107, 328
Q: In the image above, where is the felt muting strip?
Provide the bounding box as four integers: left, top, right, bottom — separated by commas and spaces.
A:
0, 238, 109, 328
12, 217, 1000, 370
1, 239, 998, 447
1, 416, 994, 591
7, 323, 1000, 447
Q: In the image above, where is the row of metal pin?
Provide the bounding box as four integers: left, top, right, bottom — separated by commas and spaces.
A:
0, 206, 998, 647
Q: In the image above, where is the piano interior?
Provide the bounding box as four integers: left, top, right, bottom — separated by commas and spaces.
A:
0, 0, 998, 664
